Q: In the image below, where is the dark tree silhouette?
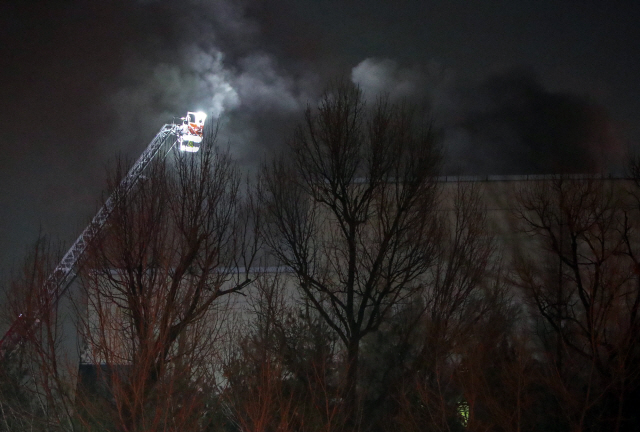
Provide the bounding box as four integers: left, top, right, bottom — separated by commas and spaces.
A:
76, 133, 258, 432
259, 81, 449, 425
513, 176, 640, 432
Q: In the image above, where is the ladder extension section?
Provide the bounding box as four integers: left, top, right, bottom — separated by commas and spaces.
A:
0, 124, 178, 354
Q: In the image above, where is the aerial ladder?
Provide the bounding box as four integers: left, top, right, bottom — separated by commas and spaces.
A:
0, 112, 207, 358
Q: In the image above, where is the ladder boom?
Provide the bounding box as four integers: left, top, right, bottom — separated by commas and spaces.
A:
0, 124, 178, 355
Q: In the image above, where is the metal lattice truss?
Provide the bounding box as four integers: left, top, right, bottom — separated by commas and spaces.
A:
0, 124, 179, 354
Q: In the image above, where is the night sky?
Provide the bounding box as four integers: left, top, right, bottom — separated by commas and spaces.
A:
1, 0, 639, 275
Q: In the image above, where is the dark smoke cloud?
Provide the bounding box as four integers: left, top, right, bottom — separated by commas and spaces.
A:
443, 69, 622, 175
351, 59, 622, 175
0, 1, 632, 275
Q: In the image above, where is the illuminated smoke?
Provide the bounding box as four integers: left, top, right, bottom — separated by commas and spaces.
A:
116, 3, 622, 176
106, 0, 320, 164
351, 58, 428, 102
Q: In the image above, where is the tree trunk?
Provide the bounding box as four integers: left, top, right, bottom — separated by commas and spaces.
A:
345, 337, 360, 429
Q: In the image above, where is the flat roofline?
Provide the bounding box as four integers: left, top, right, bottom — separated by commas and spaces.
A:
99, 266, 295, 276
437, 173, 631, 182
345, 173, 631, 184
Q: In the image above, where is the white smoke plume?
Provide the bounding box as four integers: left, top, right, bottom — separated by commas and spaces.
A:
351, 58, 428, 102
105, 0, 321, 165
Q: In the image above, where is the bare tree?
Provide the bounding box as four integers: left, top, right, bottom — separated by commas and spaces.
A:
512, 175, 640, 432
374, 182, 508, 432
0, 236, 79, 432
77, 135, 257, 431
222, 268, 347, 432
259, 81, 444, 424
